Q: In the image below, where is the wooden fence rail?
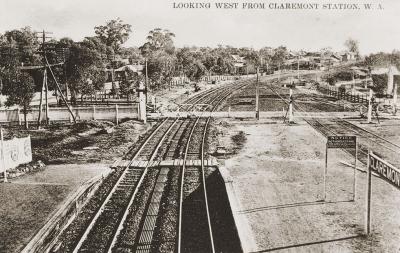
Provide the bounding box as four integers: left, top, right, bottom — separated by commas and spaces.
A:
0, 105, 139, 125
317, 84, 393, 106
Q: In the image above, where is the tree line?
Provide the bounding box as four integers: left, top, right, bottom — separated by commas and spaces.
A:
0, 18, 396, 127
0, 19, 293, 106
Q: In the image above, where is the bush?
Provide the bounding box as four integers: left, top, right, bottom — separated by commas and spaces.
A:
325, 71, 354, 86
371, 74, 387, 95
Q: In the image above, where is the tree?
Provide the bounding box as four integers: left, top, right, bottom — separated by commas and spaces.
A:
176, 47, 207, 82
140, 28, 175, 55
271, 46, 288, 69
94, 18, 132, 94
119, 68, 143, 100
94, 18, 132, 54
213, 46, 235, 74
0, 27, 41, 91
344, 38, 360, 58
147, 50, 176, 89
259, 47, 274, 72
0, 28, 41, 128
141, 28, 177, 89
64, 41, 107, 104
120, 47, 144, 64
3, 71, 35, 129
365, 51, 400, 70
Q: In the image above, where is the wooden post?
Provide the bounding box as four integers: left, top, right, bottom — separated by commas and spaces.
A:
17, 108, 21, 126
353, 141, 358, 201
37, 71, 45, 129
367, 89, 373, 123
387, 66, 394, 95
297, 55, 300, 80
145, 58, 149, 92
1, 128, 6, 183
45, 57, 76, 123
288, 89, 294, 123
324, 143, 328, 201
69, 106, 73, 123
256, 67, 260, 120
278, 63, 281, 82
393, 82, 398, 115
45, 70, 49, 125
92, 105, 96, 120
115, 104, 119, 125
365, 150, 372, 235
152, 96, 156, 112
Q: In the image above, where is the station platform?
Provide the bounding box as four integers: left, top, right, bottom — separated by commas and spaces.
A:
216, 118, 400, 252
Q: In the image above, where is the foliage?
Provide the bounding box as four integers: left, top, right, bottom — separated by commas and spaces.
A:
147, 50, 176, 89
140, 28, 175, 56
119, 67, 143, 97
344, 38, 360, 58
364, 51, 400, 70
3, 71, 35, 128
63, 41, 107, 103
0, 27, 41, 91
325, 70, 354, 86
94, 18, 132, 54
141, 28, 177, 89
371, 74, 387, 95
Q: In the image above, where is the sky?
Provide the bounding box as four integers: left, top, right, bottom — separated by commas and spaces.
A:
0, 0, 399, 55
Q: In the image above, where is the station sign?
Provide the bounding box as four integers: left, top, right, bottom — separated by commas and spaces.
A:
327, 136, 356, 149
369, 152, 400, 190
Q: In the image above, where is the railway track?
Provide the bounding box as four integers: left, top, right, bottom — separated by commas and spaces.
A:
72, 119, 178, 253
52, 78, 254, 253
128, 79, 253, 253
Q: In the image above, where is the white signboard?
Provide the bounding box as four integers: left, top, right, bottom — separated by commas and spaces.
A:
0, 136, 32, 173
369, 152, 400, 190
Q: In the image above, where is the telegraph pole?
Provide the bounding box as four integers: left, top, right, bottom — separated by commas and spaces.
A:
256, 67, 260, 120
278, 63, 281, 82
36, 30, 53, 128
297, 55, 300, 80
111, 53, 116, 95
367, 88, 373, 124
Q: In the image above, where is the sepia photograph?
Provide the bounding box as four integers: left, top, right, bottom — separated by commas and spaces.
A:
0, 0, 399, 252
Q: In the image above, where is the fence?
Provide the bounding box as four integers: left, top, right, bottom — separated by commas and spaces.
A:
317, 84, 393, 106
168, 75, 237, 86
200, 75, 237, 82
0, 105, 139, 125
169, 76, 191, 86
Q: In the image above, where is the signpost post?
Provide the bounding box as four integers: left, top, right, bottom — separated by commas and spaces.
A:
365, 152, 400, 235
1, 128, 6, 183
325, 136, 357, 201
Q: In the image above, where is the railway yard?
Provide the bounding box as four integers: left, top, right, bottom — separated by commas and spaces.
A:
2, 72, 400, 253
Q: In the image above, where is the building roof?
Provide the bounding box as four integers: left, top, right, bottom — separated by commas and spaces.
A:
231, 54, 245, 63
115, 64, 144, 72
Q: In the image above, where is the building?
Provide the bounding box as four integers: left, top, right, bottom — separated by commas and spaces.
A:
340, 51, 356, 62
